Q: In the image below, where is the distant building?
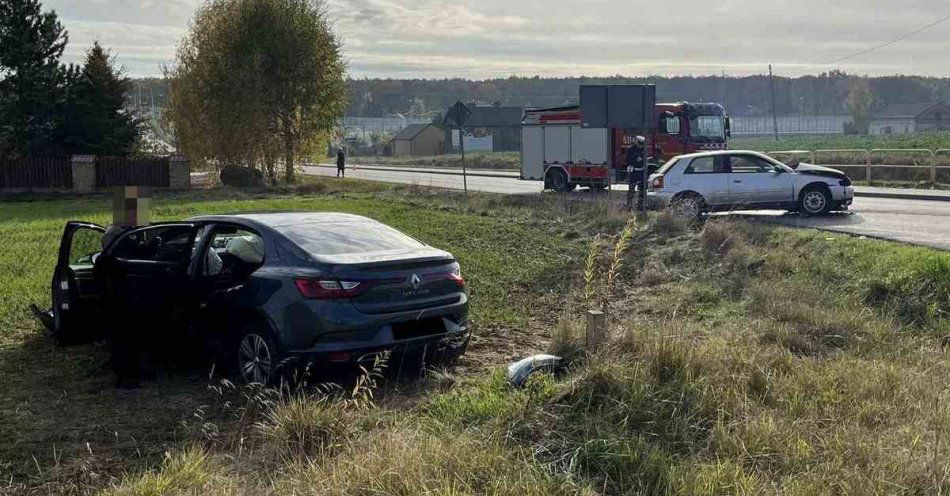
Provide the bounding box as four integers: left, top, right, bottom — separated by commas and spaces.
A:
870, 102, 950, 135
392, 123, 445, 157
441, 105, 523, 153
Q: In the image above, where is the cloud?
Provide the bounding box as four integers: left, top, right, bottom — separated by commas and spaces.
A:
39, 0, 950, 77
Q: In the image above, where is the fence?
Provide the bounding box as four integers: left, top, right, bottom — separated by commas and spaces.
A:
96, 156, 170, 187
731, 115, 849, 136
0, 155, 189, 194
0, 157, 73, 189
762, 148, 950, 187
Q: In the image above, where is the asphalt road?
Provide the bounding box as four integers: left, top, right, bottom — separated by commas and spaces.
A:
302, 164, 950, 251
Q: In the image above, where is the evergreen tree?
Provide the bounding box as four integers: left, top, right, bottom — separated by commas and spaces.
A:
59, 42, 139, 156
0, 0, 68, 158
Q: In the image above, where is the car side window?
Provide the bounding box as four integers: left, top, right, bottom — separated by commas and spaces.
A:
730, 155, 775, 173
112, 225, 196, 264
204, 226, 265, 278
69, 227, 104, 268
684, 156, 725, 174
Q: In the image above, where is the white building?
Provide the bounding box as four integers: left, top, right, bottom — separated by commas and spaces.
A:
870, 102, 950, 135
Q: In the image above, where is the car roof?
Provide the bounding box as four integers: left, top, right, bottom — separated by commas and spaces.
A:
187, 212, 377, 229
671, 149, 768, 161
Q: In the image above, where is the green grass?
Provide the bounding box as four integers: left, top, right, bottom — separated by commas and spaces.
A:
0, 178, 608, 493
349, 151, 520, 170
732, 131, 950, 153
5, 179, 950, 495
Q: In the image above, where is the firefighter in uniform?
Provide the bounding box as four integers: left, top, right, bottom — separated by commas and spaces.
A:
625, 136, 646, 210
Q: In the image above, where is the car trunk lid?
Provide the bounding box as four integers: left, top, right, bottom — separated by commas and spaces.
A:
330, 254, 463, 315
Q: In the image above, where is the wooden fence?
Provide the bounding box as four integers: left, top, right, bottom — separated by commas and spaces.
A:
95, 156, 170, 188
0, 157, 72, 189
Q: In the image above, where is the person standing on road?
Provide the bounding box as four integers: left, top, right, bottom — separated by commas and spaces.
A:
625, 136, 646, 210
336, 148, 346, 178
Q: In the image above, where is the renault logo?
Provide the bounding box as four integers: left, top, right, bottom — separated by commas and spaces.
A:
409, 274, 422, 290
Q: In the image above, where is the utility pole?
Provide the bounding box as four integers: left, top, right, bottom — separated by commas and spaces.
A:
769, 64, 779, 141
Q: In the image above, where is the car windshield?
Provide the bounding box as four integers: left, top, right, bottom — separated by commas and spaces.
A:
277, 221, 426, 256
689, 115, 725, 138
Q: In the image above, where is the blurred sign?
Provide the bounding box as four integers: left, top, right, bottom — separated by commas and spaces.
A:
452, 131, 493, 151
464, 135, 493, 151
580, 84, 657, 131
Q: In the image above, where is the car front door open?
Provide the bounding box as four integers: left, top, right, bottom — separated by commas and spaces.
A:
49, 221, 106, 343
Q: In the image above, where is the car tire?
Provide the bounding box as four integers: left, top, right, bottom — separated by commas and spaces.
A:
799, 186, 832, 216
670, 193, 706, 219
235, 326, 284, 386
547, 168, 570, 192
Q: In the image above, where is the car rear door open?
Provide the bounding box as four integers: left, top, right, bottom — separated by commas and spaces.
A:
102, 223, 199, 325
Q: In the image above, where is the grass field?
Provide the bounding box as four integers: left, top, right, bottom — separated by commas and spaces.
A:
3, 179, 950, 495
348, 151, 520, 170
731, 131, 950, 153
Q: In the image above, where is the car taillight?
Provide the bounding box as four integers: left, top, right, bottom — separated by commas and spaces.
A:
295, 279, 365, 299
651, 175, 664, 189
423, 268, 466, 288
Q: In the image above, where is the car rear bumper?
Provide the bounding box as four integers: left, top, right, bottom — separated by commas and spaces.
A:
286, 318, 471, 368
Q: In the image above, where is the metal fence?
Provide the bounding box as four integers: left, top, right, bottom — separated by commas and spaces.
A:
0, 157, 72, 189
96, 156, 170, 187
731, 115, 849, 136
763, 148, 950, 186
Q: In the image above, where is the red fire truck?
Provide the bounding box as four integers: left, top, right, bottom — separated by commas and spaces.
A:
521, 102, 730, 191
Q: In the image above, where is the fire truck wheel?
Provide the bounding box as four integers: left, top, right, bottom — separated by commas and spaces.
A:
547, 168, 570, 192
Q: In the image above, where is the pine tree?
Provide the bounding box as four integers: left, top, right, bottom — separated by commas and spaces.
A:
59, 42, 139, 156
0, 0, 69, 158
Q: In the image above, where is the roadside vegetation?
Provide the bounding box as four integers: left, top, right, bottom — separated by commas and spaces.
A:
348, 151, 520, 170
3, 178, 950, 495
732, 130, 950, 153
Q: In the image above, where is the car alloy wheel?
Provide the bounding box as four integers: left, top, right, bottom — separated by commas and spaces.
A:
802, 190, 829, 215
238, 333, 273, 385
672, 196, 702, 218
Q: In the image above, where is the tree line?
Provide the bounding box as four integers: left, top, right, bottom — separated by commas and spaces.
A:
343, 72, 950, 120
133, 72, 950, 122
0, 0, 138, 159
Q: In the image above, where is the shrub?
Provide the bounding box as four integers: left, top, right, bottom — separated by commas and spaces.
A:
219, 166, 265, 187
255, 394, 353, 462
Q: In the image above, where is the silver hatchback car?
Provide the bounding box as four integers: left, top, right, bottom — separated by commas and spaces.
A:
647, 150, 854, 217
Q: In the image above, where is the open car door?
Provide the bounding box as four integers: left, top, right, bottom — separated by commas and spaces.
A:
49, 221, 107, 344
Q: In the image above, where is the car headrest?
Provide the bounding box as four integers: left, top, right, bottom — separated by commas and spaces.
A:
226, 236, 264, 265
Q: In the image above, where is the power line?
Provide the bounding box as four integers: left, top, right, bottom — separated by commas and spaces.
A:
820, 11, 950, 65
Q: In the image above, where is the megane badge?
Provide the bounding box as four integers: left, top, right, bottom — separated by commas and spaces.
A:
409, 274, 421, 290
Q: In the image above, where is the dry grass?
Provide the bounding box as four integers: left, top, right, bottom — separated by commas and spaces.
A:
7, 184, 950, 495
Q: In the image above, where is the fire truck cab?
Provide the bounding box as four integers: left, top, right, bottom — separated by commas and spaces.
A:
521, 102, 729, 192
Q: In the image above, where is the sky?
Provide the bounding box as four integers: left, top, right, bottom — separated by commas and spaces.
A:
45, 0, 950, 79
